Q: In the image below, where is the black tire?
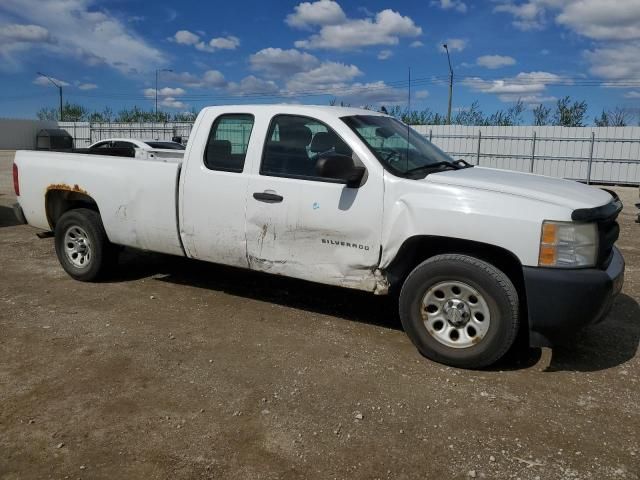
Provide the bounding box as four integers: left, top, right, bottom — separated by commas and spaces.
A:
54, 208, 117, 282
399, 254, 519, 369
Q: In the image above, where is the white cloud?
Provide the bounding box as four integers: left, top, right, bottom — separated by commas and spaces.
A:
0, 0, 165, 73
142, 86, 187, 109
584, 42, 640, 81
226, 76, 279, 95
0, 24, 51, 42
170, 30, 239, 52
166, 69, 227, 88
624, 91, 640, 99
286, 61, 363, 92
209, 36, 240, 50
249, 48, 320, 77
77, 82, 97, 90
143, 87, 186, 98
160, 97, 186, 109
431, 0, 468, 13
415, 90, 430, 99
337, 81, 409, 105
492, 0, 640, 98
476, 55, 516, 69
410, 40, 424, 48
173, 29, 200, 45
202, 70, 227, 87
293, 8, 422, 50
556, 0, 640, 41
462, 71, 568, 102
494, 0, 640, 39
440, 38, 467, 52
33, 75, 69, 87
377, 49, 393, 60
286, 0, 347, 29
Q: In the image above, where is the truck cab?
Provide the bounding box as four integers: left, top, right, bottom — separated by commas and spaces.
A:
13, 105, 625, 369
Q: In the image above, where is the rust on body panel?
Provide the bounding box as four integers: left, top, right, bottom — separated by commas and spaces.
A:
46, 183, 89, 195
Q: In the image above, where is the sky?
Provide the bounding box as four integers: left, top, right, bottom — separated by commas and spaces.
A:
1, 0, 640, 122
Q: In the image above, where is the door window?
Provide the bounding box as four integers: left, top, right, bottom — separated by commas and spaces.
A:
204, 114, 255, 172
113, 141, 136, 149
261, 115, 352, 180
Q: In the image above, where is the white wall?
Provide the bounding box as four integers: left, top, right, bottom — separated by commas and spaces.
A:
0, 119, 58, 150
0, 151, 15, 195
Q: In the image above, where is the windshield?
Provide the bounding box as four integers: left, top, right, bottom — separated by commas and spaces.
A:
144, 141, 185, 150
341, 115, 459, 176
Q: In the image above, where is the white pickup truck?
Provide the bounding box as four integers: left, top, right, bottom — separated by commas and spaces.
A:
13, 105, 624, 368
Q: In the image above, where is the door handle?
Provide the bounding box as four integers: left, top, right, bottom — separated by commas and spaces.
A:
253, 192, 283, 203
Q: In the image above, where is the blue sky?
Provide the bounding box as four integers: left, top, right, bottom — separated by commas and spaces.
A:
1, 0, 639, 123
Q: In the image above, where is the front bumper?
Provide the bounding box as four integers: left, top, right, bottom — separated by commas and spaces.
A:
523, 247, 625, 347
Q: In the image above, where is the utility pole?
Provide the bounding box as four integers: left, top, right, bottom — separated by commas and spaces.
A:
443, 44, 454, 125
155, 68, 173, 119
37, 71, 63, 121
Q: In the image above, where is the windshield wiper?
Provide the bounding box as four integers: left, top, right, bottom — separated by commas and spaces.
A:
405, 161, 461, 174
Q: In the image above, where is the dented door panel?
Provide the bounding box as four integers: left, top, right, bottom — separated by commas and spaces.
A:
245, 176, 384, 292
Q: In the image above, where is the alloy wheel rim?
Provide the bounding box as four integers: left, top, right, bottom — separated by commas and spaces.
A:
63, 225, 92, 269
421, 280, 491, 349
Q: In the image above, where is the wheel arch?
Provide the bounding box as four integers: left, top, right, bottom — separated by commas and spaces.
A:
45, 186, 100, 230
385, 235, 527, 316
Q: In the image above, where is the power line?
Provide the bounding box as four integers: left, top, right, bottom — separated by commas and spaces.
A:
5, 73, 640, 106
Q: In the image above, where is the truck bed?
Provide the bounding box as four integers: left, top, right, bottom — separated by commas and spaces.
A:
15, 150, 185, 256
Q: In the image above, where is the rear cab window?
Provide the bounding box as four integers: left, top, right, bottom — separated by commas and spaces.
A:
204, 114, 255, 172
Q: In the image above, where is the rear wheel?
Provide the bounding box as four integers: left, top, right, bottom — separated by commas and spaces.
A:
54, 208, 116, 281
399, 254, 519, 369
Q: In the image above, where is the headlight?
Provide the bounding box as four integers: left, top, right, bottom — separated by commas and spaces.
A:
538, 221, 598, 268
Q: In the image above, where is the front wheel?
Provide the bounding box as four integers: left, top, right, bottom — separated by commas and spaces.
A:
54, 208, 116, 282
399, 254, 519, 369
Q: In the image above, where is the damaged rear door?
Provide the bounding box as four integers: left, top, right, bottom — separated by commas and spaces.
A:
245, 114, 383, 291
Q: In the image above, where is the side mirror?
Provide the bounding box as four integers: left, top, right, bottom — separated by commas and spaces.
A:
316, 153, 366, 188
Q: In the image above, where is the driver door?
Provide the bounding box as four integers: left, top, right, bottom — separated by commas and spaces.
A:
244, 114, 384, 291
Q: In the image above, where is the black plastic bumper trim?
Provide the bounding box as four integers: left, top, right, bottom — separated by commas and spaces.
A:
524, 247, 625, 347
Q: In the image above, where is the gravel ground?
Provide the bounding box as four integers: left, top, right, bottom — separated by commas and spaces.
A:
0, 187, 638, 480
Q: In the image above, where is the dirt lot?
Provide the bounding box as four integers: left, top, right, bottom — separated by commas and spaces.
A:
0, 186, 638, 480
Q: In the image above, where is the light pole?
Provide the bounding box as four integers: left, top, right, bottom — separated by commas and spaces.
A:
37, 71, 63, 121
155, 68, 173, 119
443, 44, 454, 125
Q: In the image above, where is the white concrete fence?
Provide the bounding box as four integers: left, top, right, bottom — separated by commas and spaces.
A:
413, 125, 640, 186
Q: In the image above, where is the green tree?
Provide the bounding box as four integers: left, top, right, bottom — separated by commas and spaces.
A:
594, 107, 629, 127
533, 104, 551, 126
36, 102, 89, 121
553, 96, 588, 127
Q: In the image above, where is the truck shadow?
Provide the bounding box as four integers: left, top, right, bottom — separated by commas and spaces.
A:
545, 293, 640, 372
112, 249, 402, 331
0, 205, 20, 227
110, 250, 639, 372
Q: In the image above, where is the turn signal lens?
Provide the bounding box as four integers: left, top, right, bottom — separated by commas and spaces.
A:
538, 221, 598, 268
538, 245, 557, 266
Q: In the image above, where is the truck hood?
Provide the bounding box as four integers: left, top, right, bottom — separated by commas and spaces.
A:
425, 167, 612, 210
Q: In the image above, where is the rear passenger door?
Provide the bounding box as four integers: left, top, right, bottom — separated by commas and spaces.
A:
180, 113, 256, 266
245, 114, 383, 291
